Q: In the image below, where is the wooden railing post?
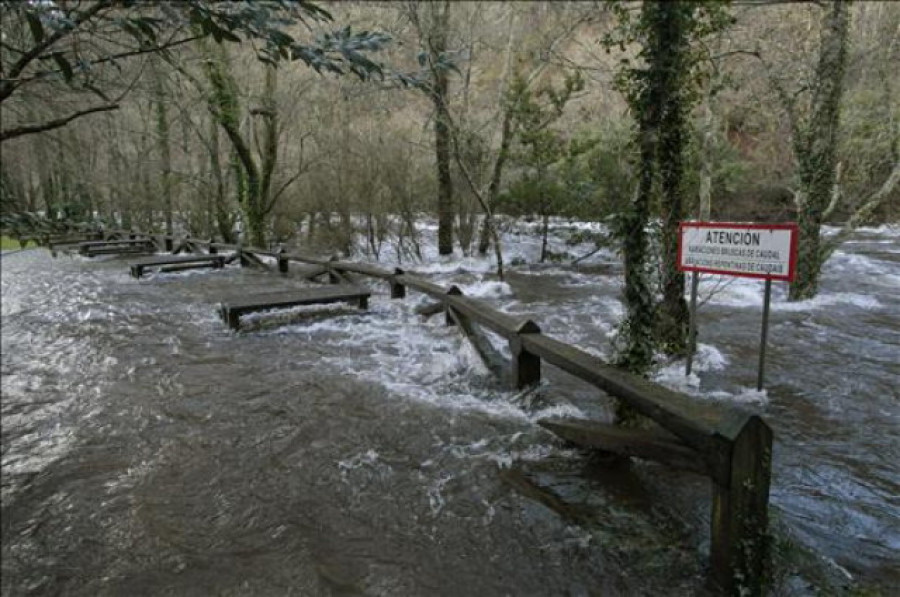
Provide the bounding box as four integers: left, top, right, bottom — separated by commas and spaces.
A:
277, 246, 289, 274
710, 414, 773, 596
445, 286, 463, 326
236, 242, 245, 267
208, 239, 217, 254
164, 237, 174, 252
390, 268, 406, 299
510, 320, 541, 389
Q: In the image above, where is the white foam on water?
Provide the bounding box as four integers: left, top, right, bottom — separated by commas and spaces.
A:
827, 251, 895, 276
699, 273, 884, 311
651, 344, 770, 404
653, 343, 728, 392
266, 300, 585, 424
455, 280, 514, 299
775, 292, 882, 311
338, 449, 380, 472
704, 387, 769, 404
881, 274, 900, 288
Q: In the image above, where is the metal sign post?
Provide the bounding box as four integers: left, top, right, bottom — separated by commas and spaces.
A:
685, 271, 700, 376
678, 221, 798, 391
757, 278, 772, 391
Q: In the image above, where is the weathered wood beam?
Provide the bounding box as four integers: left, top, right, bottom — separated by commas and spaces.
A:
709, 413, 773, 596
447, 305, 509, 382
509, 319, 541, 388
520, 332, 729, 478
219, 285, 371, 331
539, 418, 708, 476
415, 301, 444, 318
498, 467, 589, 524
390, 268, 406, 299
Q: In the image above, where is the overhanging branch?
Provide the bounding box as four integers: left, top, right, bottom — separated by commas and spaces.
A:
1, 103, 120, 142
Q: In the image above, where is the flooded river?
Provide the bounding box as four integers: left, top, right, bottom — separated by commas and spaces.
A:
2, 224, 898, 595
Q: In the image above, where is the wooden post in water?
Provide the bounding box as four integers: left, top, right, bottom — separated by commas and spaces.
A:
445, 285, 462, 326
277, 246, 289, 274
510, 320, 542, 388
710, 414, 773, 596
390, 268, 406, 299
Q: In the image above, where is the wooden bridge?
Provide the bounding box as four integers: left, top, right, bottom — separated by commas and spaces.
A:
4, 216, 773, 596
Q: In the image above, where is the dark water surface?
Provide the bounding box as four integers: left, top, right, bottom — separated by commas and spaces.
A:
2, 229, 898, 596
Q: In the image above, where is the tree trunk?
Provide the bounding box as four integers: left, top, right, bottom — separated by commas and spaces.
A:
208, 114, 235, 243
431, 1, 454, 256
200, 39, 265, 248
152, 58, 174, 237
620, 101, 657, 378
478, 108, 514, 255
789, 1, 850, 301
655, 2, 691, 355
540, 211, 550, 263
258, 65, 279, 229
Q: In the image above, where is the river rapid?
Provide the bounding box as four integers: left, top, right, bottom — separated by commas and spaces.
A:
2, 223, 898, 595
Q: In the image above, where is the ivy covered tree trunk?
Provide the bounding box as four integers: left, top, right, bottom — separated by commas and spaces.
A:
789, 0, 850, 301
620, 99, 658, 378
619, 1, 675, 377
208, 115, 236, 243
200, 39, 266, 248
655, 2, 692, 355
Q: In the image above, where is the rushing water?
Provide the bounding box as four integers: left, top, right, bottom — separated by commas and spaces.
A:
2, 225, 898, 596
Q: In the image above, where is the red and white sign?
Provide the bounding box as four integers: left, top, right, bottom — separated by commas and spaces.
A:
678, 222, 799, 281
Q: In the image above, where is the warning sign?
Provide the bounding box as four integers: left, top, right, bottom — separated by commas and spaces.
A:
678, 222, 798, 281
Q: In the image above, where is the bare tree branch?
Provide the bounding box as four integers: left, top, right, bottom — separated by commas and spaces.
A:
0, 0, 114, 102
1, 103, 120, 142
822, 160, 900, 258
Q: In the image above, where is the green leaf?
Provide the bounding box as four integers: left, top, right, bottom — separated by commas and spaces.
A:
133, 18, 158, 43
25, 12, 44, 44
53, 54, 74, 82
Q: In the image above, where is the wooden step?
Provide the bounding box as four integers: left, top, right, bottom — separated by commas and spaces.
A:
219, 285, 371, 330
129, 254, 226, 278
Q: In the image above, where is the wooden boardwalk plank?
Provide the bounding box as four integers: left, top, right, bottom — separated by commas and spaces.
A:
83, 245, 155, 257
446, 306, 509, 382
539, 418, 708, 476
79, 239, 156, 257
129, 254, 226, 278
521, 333, 731, 482
219, 285, 371, 330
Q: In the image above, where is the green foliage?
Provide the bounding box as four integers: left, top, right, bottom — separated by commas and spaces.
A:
499, 69, 586, 261
603, 1, 735, 110
599, 1, 736, 373
0, 236, 36, 250
0, 1, 391, 105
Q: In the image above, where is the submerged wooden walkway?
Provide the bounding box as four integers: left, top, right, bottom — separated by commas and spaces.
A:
78, 238, 156, 257
219, 285, 370, 330
129, 254, 225, 278
34, 224, 772, 596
